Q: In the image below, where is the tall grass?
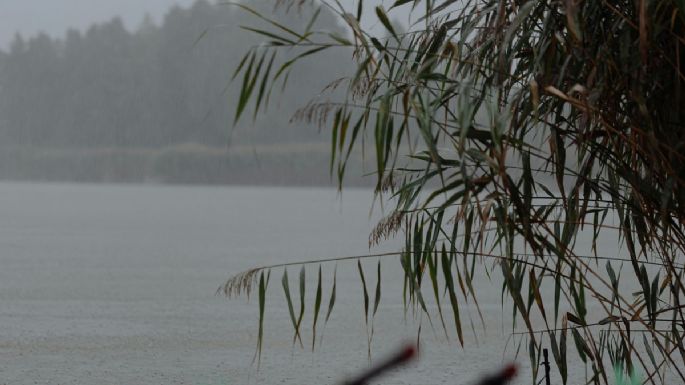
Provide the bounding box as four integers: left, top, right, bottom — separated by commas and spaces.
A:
223, 1, 685, 384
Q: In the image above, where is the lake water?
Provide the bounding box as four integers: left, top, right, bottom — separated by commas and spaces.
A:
0, 182, 556, 385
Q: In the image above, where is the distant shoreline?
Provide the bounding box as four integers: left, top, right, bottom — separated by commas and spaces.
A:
0, 143, 374, 187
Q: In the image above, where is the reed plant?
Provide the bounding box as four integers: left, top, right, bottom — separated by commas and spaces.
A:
223, 1, 685, 384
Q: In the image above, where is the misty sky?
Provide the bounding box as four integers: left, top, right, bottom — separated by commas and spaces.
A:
0, 0, 197, 49
0, 1, 413, 50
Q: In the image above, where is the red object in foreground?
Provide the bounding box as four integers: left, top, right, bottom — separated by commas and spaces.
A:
475, 364, 518, 385
341, 344, 417, 385
340, 345, 516, 385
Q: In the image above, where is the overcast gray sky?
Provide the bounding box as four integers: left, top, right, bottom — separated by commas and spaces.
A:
0, 1, 415, 50
0, 0, 197, 49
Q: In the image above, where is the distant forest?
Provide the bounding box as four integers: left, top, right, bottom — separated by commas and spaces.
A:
0, 1, 359, 185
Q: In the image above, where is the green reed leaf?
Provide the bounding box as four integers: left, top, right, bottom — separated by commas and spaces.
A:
324, 265, 337, 325
312, 265, 322, 351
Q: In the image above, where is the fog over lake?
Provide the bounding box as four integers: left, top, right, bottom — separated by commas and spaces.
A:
0, 0, 197, 49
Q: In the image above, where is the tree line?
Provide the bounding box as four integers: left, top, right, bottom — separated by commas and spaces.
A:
0, 0, 348, 150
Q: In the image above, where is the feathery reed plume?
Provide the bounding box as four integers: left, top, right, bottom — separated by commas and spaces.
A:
218, 268, 261, 298
369, 210, 404, 247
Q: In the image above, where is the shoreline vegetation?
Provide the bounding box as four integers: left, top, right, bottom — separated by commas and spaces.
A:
227, 0, 685, 383
0, 1, 353, 189
0, 142, 372, 187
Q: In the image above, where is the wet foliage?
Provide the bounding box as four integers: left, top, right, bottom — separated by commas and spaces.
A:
226, 1, 685, 383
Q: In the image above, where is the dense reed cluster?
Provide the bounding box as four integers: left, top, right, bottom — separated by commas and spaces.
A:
226, 1, 685, 383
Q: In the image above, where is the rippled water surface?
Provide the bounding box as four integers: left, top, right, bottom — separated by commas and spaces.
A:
0, 182, 546, 385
